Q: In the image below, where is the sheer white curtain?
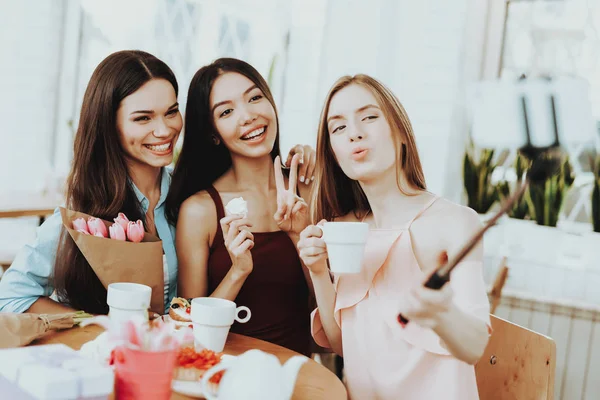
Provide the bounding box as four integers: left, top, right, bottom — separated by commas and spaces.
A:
0, 0, 67, 195
0, 0, 503, 201
76, 0, 291, 147
281, 0, 502, 200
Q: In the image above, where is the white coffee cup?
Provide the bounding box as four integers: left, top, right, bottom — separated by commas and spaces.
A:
191, 298, 251, 352
106, 282, 151, 323
317, 222, 369, 274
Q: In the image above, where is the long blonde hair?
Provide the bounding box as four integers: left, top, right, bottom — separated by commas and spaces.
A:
311, 74, 426, 223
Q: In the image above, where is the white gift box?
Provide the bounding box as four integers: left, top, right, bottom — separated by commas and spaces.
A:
0, 344, 114, 399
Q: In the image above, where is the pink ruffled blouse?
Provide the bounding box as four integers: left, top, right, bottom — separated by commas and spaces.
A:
311, 197, 491, 399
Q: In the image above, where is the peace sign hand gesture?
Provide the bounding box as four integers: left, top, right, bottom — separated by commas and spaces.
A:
274, 154, 310, 235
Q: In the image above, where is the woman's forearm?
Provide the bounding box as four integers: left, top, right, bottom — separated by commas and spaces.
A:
433, 303, 489, 365
26, 297, 74, 314
209, 269, 250, 302
288, 233, 315, 300
311, 268, 343, 356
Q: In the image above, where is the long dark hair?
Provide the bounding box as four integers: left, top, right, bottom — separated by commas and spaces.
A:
166, 58, 281, 226
53, 50, 179, 314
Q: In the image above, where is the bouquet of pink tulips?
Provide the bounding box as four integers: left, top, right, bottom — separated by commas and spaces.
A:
59, 207, 165, 313
72, 212, 145, 243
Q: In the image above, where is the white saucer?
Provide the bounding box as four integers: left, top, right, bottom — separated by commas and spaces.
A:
171, 380, 207, 399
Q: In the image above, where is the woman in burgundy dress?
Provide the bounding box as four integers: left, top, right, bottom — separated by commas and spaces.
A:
165, 58, 315, 356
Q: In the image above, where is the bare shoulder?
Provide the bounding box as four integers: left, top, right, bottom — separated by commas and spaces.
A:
425, 197, 482, 236
178, 191, 218, 234
408, 197, 483, 270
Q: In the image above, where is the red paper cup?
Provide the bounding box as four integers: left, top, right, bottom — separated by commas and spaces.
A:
113, 346, 177, 400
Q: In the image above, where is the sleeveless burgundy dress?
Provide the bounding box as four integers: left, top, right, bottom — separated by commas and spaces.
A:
205, 186, 311, 356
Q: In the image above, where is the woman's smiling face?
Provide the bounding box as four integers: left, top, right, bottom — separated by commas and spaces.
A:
116, 78, 182, 168
210, 72, 278, 159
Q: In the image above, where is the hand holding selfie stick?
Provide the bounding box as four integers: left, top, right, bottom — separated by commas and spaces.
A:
398, 93, 563, 327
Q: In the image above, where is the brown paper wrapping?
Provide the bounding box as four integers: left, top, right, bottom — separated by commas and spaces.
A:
0, 313, 76, 349
59, 207, 165, 313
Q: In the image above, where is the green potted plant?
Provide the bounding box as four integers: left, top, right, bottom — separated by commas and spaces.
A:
496, 153, 531, 220
526, 155, 575, 227
463, 145, 507, 215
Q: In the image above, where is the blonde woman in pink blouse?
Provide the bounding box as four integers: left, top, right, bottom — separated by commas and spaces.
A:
297, 75, 491, 399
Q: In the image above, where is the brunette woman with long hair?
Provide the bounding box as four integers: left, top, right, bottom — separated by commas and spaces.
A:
0, 50, 182, 315
165, 58, 316, 355
297, 75, 491, 399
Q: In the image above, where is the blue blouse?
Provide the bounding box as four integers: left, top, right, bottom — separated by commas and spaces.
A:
0, 168, 178, 313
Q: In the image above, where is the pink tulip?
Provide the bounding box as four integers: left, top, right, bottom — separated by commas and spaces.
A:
126, 220, 145, 243
113, 213, 130, 232
87, 217, 108, 238
72, 218, 89, 234
76, 229, 90, 235
109, 223, 126, 241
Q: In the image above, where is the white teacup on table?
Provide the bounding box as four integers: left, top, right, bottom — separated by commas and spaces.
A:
191, 298, 251, 352
317, 222, 369, 274
107, 282, 152, 323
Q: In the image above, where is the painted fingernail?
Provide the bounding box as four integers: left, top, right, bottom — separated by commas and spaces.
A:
311, 176, 315, 181
397, 315, 407, 328
300, 176, 305, 183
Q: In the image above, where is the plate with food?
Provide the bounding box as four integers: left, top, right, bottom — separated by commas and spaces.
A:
172, 346, 235, 398
169, 297, 193, 328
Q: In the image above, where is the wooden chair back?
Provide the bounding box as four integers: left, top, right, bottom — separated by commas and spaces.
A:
476, 315, 556, 400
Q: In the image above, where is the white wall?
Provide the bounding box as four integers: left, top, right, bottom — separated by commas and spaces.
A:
0, 0, 72, 259
0, 0, 66, 195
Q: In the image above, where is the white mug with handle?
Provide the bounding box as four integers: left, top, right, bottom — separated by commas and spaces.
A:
191, 297, 251, 352
316, 222, 369, 274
